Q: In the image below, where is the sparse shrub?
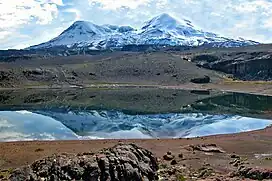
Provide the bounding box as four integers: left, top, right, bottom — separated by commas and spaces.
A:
35, 148, 44, 152
177, 174, 186, 181
159, 163, 168, 169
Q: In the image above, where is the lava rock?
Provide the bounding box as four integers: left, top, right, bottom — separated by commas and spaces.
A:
0, 71, 11, 81
235, 167, 272, 180
167, 151, 172, 155
170, 160, 178, 165
190, 75, 210, 84
22, 68, 55, 81
230, 154, 240, 159
163, 154, 174, 161
230, 159, 242, 167
190, 144, 225, 153
9, 143, 159, 181
178, 153, 183, 158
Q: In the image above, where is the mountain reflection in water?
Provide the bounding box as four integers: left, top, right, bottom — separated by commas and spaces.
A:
0, 110, 271, 142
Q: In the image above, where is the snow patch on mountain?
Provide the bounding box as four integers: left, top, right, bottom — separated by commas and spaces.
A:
29, 13, 259, 49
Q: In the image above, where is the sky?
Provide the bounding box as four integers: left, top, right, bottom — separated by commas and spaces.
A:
0, 0, 272, 49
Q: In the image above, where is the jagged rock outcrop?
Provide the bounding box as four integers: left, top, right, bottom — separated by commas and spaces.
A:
190, 75, 210, 84
9, 143, 159, 181
189, 144, 225, 153
191, 51, 272, 81
233, 167, 272, 180
0, 71, 12, 81
23, 69, 56, 81
0, 70, 16, 87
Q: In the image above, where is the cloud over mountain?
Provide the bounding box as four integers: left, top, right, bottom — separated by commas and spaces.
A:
0, 0, 271, 49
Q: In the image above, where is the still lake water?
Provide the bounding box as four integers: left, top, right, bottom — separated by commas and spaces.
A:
0, 88, 271, 141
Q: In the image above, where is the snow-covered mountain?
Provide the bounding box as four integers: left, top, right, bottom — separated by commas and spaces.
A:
29, 13, 258, 50
30, 21, 138, 49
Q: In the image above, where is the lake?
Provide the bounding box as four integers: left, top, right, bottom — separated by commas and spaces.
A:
0, 88, 271, 141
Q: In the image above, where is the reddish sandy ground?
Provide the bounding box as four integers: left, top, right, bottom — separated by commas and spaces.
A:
0, 126, 272, 180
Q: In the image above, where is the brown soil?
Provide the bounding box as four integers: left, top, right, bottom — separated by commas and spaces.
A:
1, 126, 272, 180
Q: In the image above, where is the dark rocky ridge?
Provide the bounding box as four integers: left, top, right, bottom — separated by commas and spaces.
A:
190, 50, 272, 81
9, 143, 158, 181
234, 167, 272, 180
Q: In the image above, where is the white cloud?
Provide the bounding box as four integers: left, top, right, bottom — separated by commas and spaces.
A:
48, 0, 64, 6
263, 17, 272, 28
88, 0, 152, 9
1, 26, 65, 50
0, 0, 60, 41
1, 0, 272, 49
0, 0, 59, 28
235, 0, 272, 13
0, 31, 11, 40
63, 8, 82, 20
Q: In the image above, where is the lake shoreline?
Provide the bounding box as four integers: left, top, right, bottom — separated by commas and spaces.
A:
0, 81, 272, 96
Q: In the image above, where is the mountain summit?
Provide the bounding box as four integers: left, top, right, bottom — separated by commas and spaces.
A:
29, 13, 258, 49
142, 13, 194, 30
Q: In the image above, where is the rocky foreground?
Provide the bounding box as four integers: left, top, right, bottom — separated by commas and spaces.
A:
8, 143, 158, 181
1, 142, 271, 181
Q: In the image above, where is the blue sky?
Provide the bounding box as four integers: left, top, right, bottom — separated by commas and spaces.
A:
0, 0, 272, 49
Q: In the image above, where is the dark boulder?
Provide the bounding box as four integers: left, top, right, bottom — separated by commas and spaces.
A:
9, 143, 159, 181
0, 70, 12, 81
234, 167, 272, 180
190, 90, 210, 95
190, 75, 210, 84
191, 54, 219, 63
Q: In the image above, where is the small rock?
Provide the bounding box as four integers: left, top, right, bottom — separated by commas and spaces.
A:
238, 165, 245, 170
233, 161, 241, 167
178, 153, 183, 158
167, 169, 177, 175
167, 168, 176, 175
170, 160, 177, 165
163, 154, 174, 161
230, 154, 240, 159
198, 168, 213, 178
230, 158, 242, 167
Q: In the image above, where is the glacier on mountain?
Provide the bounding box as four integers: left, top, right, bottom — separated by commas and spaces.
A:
29, 13, 258, 50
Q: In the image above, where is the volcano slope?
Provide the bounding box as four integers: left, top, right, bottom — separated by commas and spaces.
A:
0, 44, 272, 95
0, 51, 224, 88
